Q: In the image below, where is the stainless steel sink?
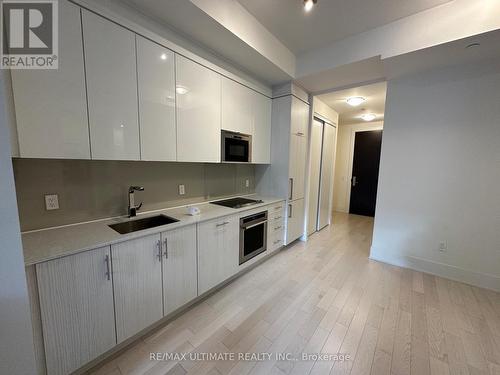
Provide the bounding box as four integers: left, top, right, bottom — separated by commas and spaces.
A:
109, 215, 179, 234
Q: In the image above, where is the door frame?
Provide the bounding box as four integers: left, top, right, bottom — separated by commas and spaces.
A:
346, 125, 383, 214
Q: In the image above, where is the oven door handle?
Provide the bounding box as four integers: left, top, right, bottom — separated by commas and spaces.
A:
241, 219, 267, 230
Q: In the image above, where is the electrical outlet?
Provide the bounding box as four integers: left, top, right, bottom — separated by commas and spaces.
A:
178, 184, 185, 195
439, 241, 447, 252
245, 179, 250, 188
45, 194, 59, 210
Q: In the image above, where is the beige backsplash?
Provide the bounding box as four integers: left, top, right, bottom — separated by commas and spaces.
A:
13, 159, 256, 231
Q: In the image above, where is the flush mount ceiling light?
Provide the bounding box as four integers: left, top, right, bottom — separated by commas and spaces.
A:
360, 113, 376, 121
176, 85, 189, 95
346, 96, 366, 107
304, 0, 317, 12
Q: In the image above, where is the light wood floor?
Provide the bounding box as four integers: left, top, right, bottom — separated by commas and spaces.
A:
90, 213, 500, 375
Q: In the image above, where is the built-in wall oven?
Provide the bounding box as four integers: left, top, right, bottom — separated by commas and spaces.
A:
239, 211, 267, 265
222, 130, 252, 162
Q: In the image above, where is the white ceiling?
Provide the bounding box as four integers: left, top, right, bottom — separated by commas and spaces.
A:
237, 0, 452, 54
120, 0, 294, 84
317, 82, 387, 125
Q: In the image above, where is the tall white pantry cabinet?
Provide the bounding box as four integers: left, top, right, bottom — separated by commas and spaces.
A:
256, 86, 310, 244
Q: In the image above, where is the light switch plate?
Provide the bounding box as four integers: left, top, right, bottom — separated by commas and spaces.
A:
178, 184, 185, 195
45, 194, 59, 210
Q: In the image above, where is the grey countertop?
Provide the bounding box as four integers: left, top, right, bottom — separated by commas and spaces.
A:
22, 195, 284, 266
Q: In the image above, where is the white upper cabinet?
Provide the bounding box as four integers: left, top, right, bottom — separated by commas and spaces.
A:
251, 91, 272, 164
290, 96, 309, 136
221, 77, 253, 135
136, 36, 176, 161
222, 78, 271, 163
82, 10, 140, 160
176, 55, 221, 162
11, 1, 90, 159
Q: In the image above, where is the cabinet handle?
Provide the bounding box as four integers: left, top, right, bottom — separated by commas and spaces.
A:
163, 238, 168, 259
274, 215, 282, 220
156, 240, 162, 262
296, 132, 304, 136
104, 255, 111, 281
289, 178, 294, 200
274, 206, 282, 210
288, 204, 293, 218
216, 221, 229, 227
274, 225, 282, 231
273, 239, 281, 245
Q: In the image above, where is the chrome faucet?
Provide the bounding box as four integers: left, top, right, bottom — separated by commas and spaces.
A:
128, 186, 144, 217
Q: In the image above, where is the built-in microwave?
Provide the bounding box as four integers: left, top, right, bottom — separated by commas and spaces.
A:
221, 130, 252, 163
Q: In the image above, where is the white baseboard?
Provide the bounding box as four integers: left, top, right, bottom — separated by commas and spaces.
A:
369, 246, 500, 292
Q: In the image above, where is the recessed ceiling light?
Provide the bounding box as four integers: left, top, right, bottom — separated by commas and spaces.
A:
176, 85, 189, 95
160, 53, 167, 60
360, 113, 376, 121
304, 0, 317, 12
346, 96, 366, 106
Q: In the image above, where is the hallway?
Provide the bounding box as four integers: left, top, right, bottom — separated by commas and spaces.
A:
91, 213, 500, 375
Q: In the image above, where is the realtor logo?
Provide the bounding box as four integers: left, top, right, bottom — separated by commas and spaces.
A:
1, 0, 58, 69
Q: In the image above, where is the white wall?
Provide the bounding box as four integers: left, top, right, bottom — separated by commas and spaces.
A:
370, 61, 500, 291
333, 121, 384, 213
0, 71, 36, 374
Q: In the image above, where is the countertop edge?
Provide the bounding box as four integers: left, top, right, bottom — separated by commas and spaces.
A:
23, 196, 285, 266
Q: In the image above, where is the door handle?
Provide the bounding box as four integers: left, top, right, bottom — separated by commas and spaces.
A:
289, 178, 294, 200
352, 176, 357, 187
104, 255, 111, 281
156, 240, 162, 262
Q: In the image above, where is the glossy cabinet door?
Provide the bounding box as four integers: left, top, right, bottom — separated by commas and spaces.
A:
288, 134, 308, 200
11, 1, 90, 159
221, 77, 253, 135
161, 224, 198, 315
197, 215, 239, 294
36, 246, 116, 375
136, 36, 176, 161
82, 10, 140, 160
290, 96, 309, 136
251, 91, 272, 164
111, 234, 163, 343
286, 198, 305, 244
176, 55, 221, 162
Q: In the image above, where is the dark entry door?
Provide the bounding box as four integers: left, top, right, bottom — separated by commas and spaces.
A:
349, 130, 383, 217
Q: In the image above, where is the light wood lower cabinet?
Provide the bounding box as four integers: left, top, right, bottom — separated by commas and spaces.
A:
197, 215, 239, 294
33, 207, 285, 374
111, 234, 163, 343
286, 198, 305, 244
36, 246, 116, 375
161, 225, 198, 315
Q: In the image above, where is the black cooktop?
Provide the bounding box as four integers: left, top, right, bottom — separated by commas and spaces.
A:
210, 197, 263, 209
